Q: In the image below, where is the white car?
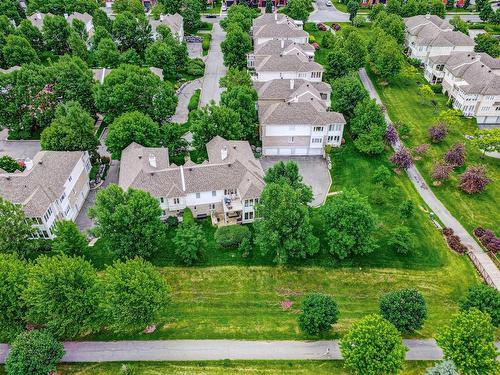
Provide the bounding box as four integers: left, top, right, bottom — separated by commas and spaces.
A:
326, 0, 332, 6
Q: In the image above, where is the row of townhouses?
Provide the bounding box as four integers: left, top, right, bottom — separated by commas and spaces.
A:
404, 14, 500, 129
249, 13, 346, 156
118, 137, 265, 225
0, 151, 92, 239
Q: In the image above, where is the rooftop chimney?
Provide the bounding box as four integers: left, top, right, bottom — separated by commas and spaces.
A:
148, 153, 157, 168
290, 79, 294, 90
24, 158, 33, 171
425, 13, 430, 19
221, 146, 228, 161
281, 39, 284, 48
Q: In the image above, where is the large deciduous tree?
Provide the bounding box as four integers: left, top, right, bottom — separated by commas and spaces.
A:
330, 72, 368, 119
93, 37, 121, 68
112, 11, 152, 55
23, 254, 100, 338
172, 211, 206, 265
340, 314, 407, 375
220, 84, 258, 141
51, 220, 88, 256
380, 288, 427, 333
255, 183, 319, 264
3, 34, 39, 66
42, 15, 70, 55
474, 32, 500, 57
40, 101, 98, 154
221, 26, 252, 69
5, 330, 64, 375
0, 197, 33, 255
460, 284, 500, 327
437, 308, 499, 374
298, 293, 339, 336
101, 258, 170, 331
145, 40, 176, 79
264, 160, 313, 204
349, 98, 386, 154
89, 184, 165, 259
284, 0, 311, 23
0, 253, 28, 340
373, 11, 405, 45
94, 64, 177, 123
15, 20, 44, 51
320, 189, 377, 259
368, 29, 404, 80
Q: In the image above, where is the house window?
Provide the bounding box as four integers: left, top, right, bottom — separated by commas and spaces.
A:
312, 138, 322, 144
64, 206, 70, 216
313, 126, 323, 132
335, 124, 342, 131
42, 230, 49, 239
60, 192, 66, 203
212, 191, 216, 196
327, 135, 334, 142
209, 203, 216, 210
436, 64, 444, 71
173, 198, 180, 204
68, 175, 72, 182
245, 211, 254, 220
288, 136, 294, 144
159, 197, 164, 203
224, 189, 235, 195
196, 192, 201, 199
320, 93, 327, 100
334, 136, 340, 142
328, 124, 334, 131
496, 106, 500, 111
162, 210, 166, 216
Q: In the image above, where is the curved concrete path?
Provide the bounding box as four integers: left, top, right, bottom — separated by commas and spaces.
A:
358, 68, 500, 290
170, 78, 202, 124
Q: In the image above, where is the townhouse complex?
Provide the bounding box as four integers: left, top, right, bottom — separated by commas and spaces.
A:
249, 14, 345, 156
118, 136, 265, 225
28, 12, 94, 38
404, 14, 500, 129
0, 151, 92, 239
150, 13, 184, 42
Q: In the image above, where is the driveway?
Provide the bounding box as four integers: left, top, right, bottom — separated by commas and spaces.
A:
187, 42, 202, 59
199, 22, 227, 106
0, 139, 40, 160
309, 0, 350, 22
259, 156, 331, 207
170, 78, 202, 124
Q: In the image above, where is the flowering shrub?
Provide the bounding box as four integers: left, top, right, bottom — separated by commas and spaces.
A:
428, 122, 448, 143
474, 227, 500, 253
389, 147, 413, 170
444, 143, 465, 167
385, 123, 399, 145
442, 227, 467, 254
432, 161, 454, 182
459, 166, 490, 194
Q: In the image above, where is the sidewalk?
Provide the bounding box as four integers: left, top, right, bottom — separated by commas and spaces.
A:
358, 68, 500, 290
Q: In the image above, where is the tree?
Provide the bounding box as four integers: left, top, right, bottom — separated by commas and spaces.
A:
330, 72, 368, 118
214, 225, 251, 248
190, 103, 244, 152
220, 85, 258, 141
368, 31, 404, 80
479, 3, 494, 21
444, 143, 465, 167
446, 0, 455, 9
101, 258, 170, 330
112, 0, 145, 15
158, 0, 183, 14
68, 31, 88, 62
428, 123, 448, 143
341, 314, 407, 375
119, 47, 143, 65
89, 184, 165, 259
0, 197, 34, 255
284, 0, 310, 23
372, 165, 392, 185
105, 111, 162, 159
220, 4, 257, 33
390, 147, 413, 170
42, 15, 70, 55
380, 288, 426, 333
459, 165, 490, 194
254, 183, 319, 264
325, 47, 355, 80
399, 200, 414, 218
0, 155, 23, 173
155, 25, 188, 72
219, 68, 252, 90
347, 0, 359, 22
475, 0, 489, 12
320, 189, 377, 259
474, 32, 500, 57
450, 15, 469, 35
432, 161, 453, 183
460, 284, 500, 327
112, 11, 152, 55
264, 161, 313, 204
92, 8, 113, 32
181, 0, 202, 33
94, 37, 121, 68
23, 254, 99, 338
472, 128, 500, 156
145, 40, 176, 79
298, 293, 339, 336
51, 220, 87, 256
425, 360, 459, 375
0, 0, 23, 24
374, 11, 405, 45
437, 308, 499, 374
419, 84, 435, 104
15, 20, 44, 51
221, 26, 252, 69
94, 64, 177, 123
0, 253, 28, 340
429, 0, 446, 18
350, 98, 386, 154
3, 34, 40, 66
40, 101, 99, 154
91, 25, 112, 50
438, 109, 462, 128
172, 211, 206, 265
5, 330, 64, 375
386, 0, 402, 14
265, 0, 273, 13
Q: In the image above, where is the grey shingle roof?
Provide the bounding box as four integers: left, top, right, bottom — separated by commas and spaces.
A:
448, 60, 500, 95
67, 12, 92, 25
252, 14, 308, 40
255, 54, 323, 72
150, 13, 183, 36
429, 52, 500, 71
405, 17, 473, 48
260, 101, 345, 125
27, 12, 54, 30
404, 15, 452, 34
0, 151, 84, 217
254, 79, 330, 100
254, 40, 314, 56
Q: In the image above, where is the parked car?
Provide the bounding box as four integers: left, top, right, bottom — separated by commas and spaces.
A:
205, 14, 217, 18
317, 22, 327, 31
332, 23, 341, 31
326, 1, 332, 6
312, 42, 320, 50
185, 35, 203, 43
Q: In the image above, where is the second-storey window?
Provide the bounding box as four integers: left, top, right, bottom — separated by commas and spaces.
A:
173, 198, 180, 204
196, 193, 200, 199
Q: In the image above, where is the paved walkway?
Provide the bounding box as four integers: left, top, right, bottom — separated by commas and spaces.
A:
171, 78, 202, 124
359, 68, 500, 290
2, 339, 490, 363
309, 0, 350, 22
199, 22, 227, 107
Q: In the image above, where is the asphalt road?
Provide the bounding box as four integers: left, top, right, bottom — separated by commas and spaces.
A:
199, 22, 227, 106
1, 339, 477, 363
308, 0, 350, 22
170, 78, 202, 124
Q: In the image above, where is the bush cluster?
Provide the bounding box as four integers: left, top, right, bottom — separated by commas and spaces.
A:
442, 228, 467, 254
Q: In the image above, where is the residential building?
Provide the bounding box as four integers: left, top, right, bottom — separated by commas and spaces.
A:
92, 67, 164, 83
250, 53, 324, 82
254, 79, 332, 108
118, 137, 265, 225
0, 151, 91, 239
27, 12, 53, 30
66, 12, 94, 38
404, 14, 474, 65
150, 13, 184, 42
251, 13, 308, 46
259, 100, 345, 156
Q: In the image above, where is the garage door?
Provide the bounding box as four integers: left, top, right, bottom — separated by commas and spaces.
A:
279, 148, 292, 155
264, 148, 278, 156
309, 148, 323, 156
293, 148, 308, 155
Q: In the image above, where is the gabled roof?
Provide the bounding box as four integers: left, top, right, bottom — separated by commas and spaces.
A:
0, 151, 84, 217
405, 16, 473, 48
260, 101, 345, 126
252, 14, 308, 40
255, 54, 323, 72
67, 12, 92, 25
254, 39, 315, 57
447, 60, 500, 95
429, 51, 500, 71
253, 79, 331, 106
27, 12, 54, 30
404, 14, 452, 34
150, 13, 183, 36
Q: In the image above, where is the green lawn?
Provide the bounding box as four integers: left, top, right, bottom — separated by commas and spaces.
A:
5, 361, 434, 374
366, 67, 500, 236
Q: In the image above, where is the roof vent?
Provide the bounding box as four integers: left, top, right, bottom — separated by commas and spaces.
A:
150, 172, 154, 176
24, 158, 34, 171
481, 64, 484, 67
189, 167, 193, 171
38, 160, 43, 165
148, 153, 157, 168
138, 155, 142, 159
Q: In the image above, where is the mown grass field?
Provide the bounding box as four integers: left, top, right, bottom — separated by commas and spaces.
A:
0, 360, 436, 375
